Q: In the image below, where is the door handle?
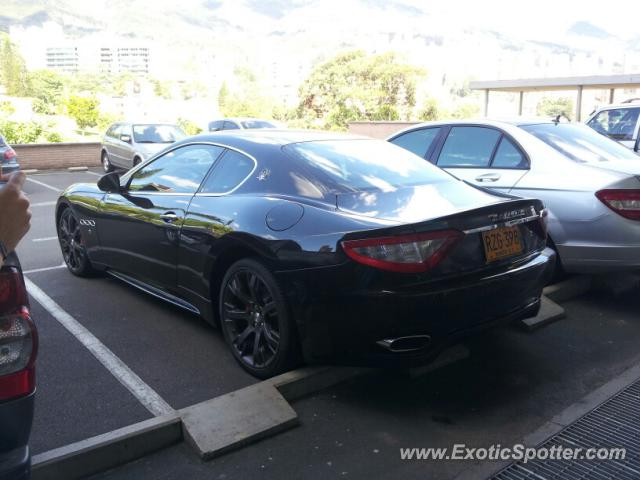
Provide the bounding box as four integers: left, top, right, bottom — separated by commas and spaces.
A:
475, 173, 501, 182
160, 212, 180, 223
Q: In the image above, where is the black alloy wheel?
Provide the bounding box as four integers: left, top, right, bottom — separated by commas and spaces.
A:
220, 259, 297, 378
102, 151, 113, 172
58, 209, 95, 276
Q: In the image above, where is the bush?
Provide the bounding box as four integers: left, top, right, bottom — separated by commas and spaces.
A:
44, 130, 63, 143
0, 120, 43, 144
177, 118, 202, 136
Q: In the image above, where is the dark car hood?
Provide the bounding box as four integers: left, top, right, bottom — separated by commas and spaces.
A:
336, 181, 505, 223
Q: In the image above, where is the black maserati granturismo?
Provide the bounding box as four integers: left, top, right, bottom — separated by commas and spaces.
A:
55, 130, 555, 378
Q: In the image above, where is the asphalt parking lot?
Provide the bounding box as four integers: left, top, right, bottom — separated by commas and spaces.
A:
19, 169, 640, 479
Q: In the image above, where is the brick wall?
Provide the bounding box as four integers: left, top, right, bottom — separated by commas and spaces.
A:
11, 143, 102, 171
348, 121, 421, 139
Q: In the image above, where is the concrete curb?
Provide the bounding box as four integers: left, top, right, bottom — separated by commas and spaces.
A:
31, 413, 182, 480
519, 296, 565, 331
452, 362, 640, 480
180, 365, 372, 460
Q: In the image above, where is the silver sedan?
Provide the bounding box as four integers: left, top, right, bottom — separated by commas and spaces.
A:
388, 119, 640, 274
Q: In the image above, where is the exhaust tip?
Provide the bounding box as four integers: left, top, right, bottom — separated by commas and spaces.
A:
376, 335, 431, 353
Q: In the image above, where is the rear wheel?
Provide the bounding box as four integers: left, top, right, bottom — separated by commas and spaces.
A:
101, 151, 113, 173
58, 208, 96, 277
219, 258, 298, 378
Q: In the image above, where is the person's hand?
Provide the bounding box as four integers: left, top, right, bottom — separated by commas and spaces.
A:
0, 168, 31, 253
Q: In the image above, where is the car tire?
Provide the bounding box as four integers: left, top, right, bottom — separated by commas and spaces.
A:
219, 258, 299, 379
102, 151, 113, 173
58, 208, 97, 277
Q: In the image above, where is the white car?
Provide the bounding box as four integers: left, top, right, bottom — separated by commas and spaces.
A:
586, 100, 640, 150
388, 119, 640, 274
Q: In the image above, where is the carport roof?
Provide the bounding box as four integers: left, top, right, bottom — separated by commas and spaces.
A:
470, 74, 640, 92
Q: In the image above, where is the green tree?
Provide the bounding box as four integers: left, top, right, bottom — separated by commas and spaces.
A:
28, 70, 64, 104
65, 95, 100, 130
417, 97, 440, 121
536, 96, 574, 119
0, 35, 30, 96
218, 68, 277, 118
451, 102, 480, 119
0, 100, 15, 117
296, 50, 425, 130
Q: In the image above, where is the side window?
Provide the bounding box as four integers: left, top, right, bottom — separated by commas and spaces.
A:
209, 121, 223, 132
200, 149, 255, 194
222, 121, 240, 130
588, 108, 640, 140
437, 127, 501, 167
492, 137, 528, 168
390, 128, 441, 158
111, 125, 122, 138
128, 144, 223, 193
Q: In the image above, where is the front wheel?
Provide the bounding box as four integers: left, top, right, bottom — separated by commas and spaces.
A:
219, 258, 299, 379
58, 208, 96, 277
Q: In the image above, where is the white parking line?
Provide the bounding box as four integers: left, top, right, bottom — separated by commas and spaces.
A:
86, 171, 103, 177
23, 264, 66, 274
32, 236, 58, 243
25, 278, 174, 417
31, 201, 57, 207
26, 177, 62, 192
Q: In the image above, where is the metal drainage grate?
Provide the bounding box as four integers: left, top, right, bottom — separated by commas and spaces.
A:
492, 380, 640, 480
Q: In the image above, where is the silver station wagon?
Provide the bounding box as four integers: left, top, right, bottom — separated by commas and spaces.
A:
100, 122, 186, 172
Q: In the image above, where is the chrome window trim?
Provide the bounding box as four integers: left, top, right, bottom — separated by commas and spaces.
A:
120, 141, 257, 197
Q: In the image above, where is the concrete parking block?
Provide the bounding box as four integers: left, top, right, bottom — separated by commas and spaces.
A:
32, 413, 181, 480
543, 275, 591, 303
519, 296, 565, 331
180, 382, 299, 460
68, 166, 89, 171
271, 366, 370, 402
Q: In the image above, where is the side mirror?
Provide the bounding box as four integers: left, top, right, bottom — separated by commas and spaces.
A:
120, 134, 132, 143
97, 172, 122, 193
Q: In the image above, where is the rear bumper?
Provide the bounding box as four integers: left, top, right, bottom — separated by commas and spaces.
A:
279, 248, 555, 366
0, 392, 34, 480
0, 446, 30, 480
0, 162, 20, 175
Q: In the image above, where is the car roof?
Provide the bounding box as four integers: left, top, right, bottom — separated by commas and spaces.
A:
387, 117, 560, 139
210, 117, 275, 123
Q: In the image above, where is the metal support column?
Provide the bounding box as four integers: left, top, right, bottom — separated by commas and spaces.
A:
609, 88, 615, 104
518, 91, 524, 115
483, 90, 489, 116
576, 85, 583, 121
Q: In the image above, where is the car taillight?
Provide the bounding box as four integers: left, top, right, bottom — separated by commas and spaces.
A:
341, 230, 463, 273
0, 268, 37, 402
3, 148, 16, 160
596, 189, 640, 220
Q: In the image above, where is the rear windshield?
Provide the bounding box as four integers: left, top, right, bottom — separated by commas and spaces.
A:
240, 120, 278, 129
133, 124, 186, 143
282, 139, 452, 195
521, 123, 639, 163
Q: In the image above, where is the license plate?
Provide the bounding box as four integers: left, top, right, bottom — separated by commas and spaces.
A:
482, 226, 523, 262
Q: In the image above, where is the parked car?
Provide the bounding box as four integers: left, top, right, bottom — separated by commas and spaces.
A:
207, 118, 280, 132
0, 252, 38, 480
586, 100, 640, 150
56, 130, 554, 378
100, 122, 186, 172
388, 119, 640, 275
0, 135, 19, 175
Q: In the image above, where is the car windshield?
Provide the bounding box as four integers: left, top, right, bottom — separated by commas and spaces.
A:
132, 124, 186, 143
282, 139, 453, 194
240, 120, 278, 129
521, 123, 639, 163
